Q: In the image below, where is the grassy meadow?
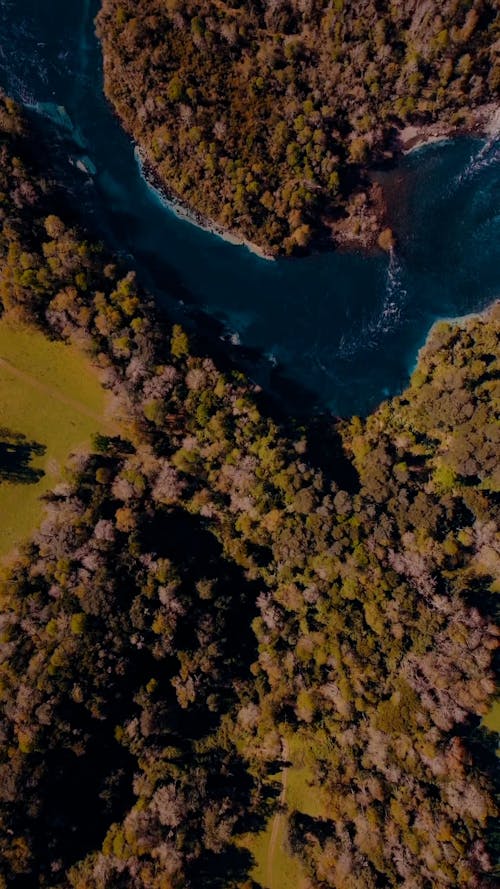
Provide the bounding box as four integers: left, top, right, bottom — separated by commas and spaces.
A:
0, 319, 114, 557
239, 734, 327, 889
483, 700, 500, 734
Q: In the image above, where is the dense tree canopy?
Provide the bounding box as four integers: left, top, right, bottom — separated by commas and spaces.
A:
96, 0, 499, 254
0, 93, 498, 888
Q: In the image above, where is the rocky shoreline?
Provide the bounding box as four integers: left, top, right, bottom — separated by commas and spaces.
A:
334, 102, 500, 253
137, 141, 393, 258
134, 146, 276, 262
398, 102, 500, 154
133, 102, 499, 261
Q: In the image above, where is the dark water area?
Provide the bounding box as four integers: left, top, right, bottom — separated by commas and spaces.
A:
0, 0, 499, 417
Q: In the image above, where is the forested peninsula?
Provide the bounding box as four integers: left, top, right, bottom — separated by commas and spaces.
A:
0, 93, 499, 889
97, 0, 499, 255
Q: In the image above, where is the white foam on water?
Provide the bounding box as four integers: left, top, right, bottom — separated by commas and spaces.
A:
336, 249, 407, 358
135, 146, 204, 224
219, 328, 242, 346
75, 155, 97, 176
336, 333, 358, 359
13, 79, 36, 107
455, 134, 500, 187
378, 248, 407, 334
265, 351, 278, 367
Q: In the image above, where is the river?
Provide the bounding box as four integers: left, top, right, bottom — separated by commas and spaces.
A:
0, 0, 499, 416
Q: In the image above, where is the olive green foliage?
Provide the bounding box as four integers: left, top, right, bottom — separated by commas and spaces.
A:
0, 94, 498, 889
0, 319, 113, 555
97, 0, 499, 254
0, 94, 263, 889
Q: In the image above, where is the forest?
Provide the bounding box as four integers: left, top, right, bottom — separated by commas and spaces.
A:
97, 0, 499, 254
0, 92, 498, 889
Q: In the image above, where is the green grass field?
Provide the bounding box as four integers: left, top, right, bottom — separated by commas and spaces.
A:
242, 817, 306, 889
483, 700, 500, 734
286, 735, 329, 819
239, 734, 326, 889
0, 319, 114, 557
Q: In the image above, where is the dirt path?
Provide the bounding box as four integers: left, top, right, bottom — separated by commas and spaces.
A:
266, 738, 290, 889
0, 356, 115, 431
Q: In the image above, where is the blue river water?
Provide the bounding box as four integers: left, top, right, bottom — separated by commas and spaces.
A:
0, 0, 499, 416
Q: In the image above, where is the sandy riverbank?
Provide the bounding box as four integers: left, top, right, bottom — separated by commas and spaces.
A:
399, 103, 500, 154
134, 147, 275, 262
134, 102, 499, 260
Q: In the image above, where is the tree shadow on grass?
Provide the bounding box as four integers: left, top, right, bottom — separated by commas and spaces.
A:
0, 427, 46, 484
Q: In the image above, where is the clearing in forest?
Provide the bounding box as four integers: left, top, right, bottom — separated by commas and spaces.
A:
483, 700, 500, 735
240, 735, 327, 889
0, 319, 115, 557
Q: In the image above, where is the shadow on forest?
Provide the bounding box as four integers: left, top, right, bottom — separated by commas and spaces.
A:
0, 428, 46, 484
190, 845, 261, 889
133, 507, 287, 889
7, 502, 276, 889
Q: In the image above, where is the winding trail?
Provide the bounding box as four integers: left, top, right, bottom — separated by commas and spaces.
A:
0, 356, 115, 431
266, 738, 290, 889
